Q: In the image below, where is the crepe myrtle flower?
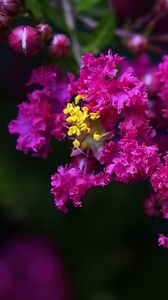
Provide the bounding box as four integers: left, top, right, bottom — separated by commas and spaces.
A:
10, 50, 168, 248
51, 50, 160, 211
9, 65, 70, 158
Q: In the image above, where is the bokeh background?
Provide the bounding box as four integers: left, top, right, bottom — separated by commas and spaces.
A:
1, 0, 168, 299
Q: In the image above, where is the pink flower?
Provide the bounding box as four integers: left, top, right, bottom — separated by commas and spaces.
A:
158, 234, 168, 249
70, 50, 147, 114
9, 66, 69, 158
51, 164, 109, 212
157, 55, 168, 118
9, 100, 53, 158
51, 51, 158, 210
122, 54, 159, 94
28, 65, 70, 111
151, 154, 168, 201
106, 139, 160, 183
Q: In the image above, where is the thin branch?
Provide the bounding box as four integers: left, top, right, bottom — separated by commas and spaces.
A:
76, 13, 98, 29
61, 0, 81, 66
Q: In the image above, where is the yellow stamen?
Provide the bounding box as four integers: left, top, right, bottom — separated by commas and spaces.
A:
64, 100, 103, 148
90, 112, 100, 120
93, 132, 101, 141
73, 139, 80, 148
66, 116, 77, 123
74, 94, 87, 104
68, 126, 80, 136
63, 103, 73, 114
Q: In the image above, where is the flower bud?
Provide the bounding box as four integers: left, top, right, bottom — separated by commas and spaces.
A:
9, 25, 42, 57
36, 23, 53, 43
0, 0, 21, 16
143, 193, 162, 218
49, 34, 70, 58
155, 0, 168, 11
0, 12, 10, 32
127, 34, 148, 54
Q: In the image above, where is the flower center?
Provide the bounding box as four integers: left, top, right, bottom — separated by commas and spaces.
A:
63, 95, 104, 149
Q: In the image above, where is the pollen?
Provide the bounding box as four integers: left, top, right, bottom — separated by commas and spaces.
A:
68, 126, 80, 136
93, 132, 101, 141
63, 103, 74, 114
90, 112, 100, 120
73, 139, 80, 148
64, 98, 103, 149
74, 94, 87, 104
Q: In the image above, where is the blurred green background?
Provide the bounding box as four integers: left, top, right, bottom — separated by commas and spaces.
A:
1, 0, 168, 299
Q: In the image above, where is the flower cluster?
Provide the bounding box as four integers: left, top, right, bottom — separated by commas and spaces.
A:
9, 65, 69, 158
9, 50, 168, 249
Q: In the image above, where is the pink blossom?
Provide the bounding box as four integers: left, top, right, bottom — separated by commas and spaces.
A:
9, 66, 69, 157
9, 100, 53, 158
122, 54, 159, 94
157, 55, 168, 117
70, 50, 148, 114
28, 65, 70, 111
51, 165, 109, 212
158, 234, 168, 249
106, 140, 160, 183
151, 154, 168, 201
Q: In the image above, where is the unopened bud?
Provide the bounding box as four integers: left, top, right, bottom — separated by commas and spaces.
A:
0, 12, 10, 32
36, 23, 53, 43
127, 34, 148, 54
0, 0, 21, 16
49, 34, 70, 58
143, 193, 162, 218
9, 25, 41, 57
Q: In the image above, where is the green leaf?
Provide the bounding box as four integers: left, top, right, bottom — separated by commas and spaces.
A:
25, 0, 43, 20
76, 0, 101, 12
40, 0, 67, 32
85, 11, 116, 52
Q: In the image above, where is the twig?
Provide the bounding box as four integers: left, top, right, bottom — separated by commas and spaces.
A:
61, 0, 81, 66
76, 14, 98, 29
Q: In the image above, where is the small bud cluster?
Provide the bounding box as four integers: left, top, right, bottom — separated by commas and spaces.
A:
0, 1, 71, 58
8, 23, 71, 58
0, 0, 21, 45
